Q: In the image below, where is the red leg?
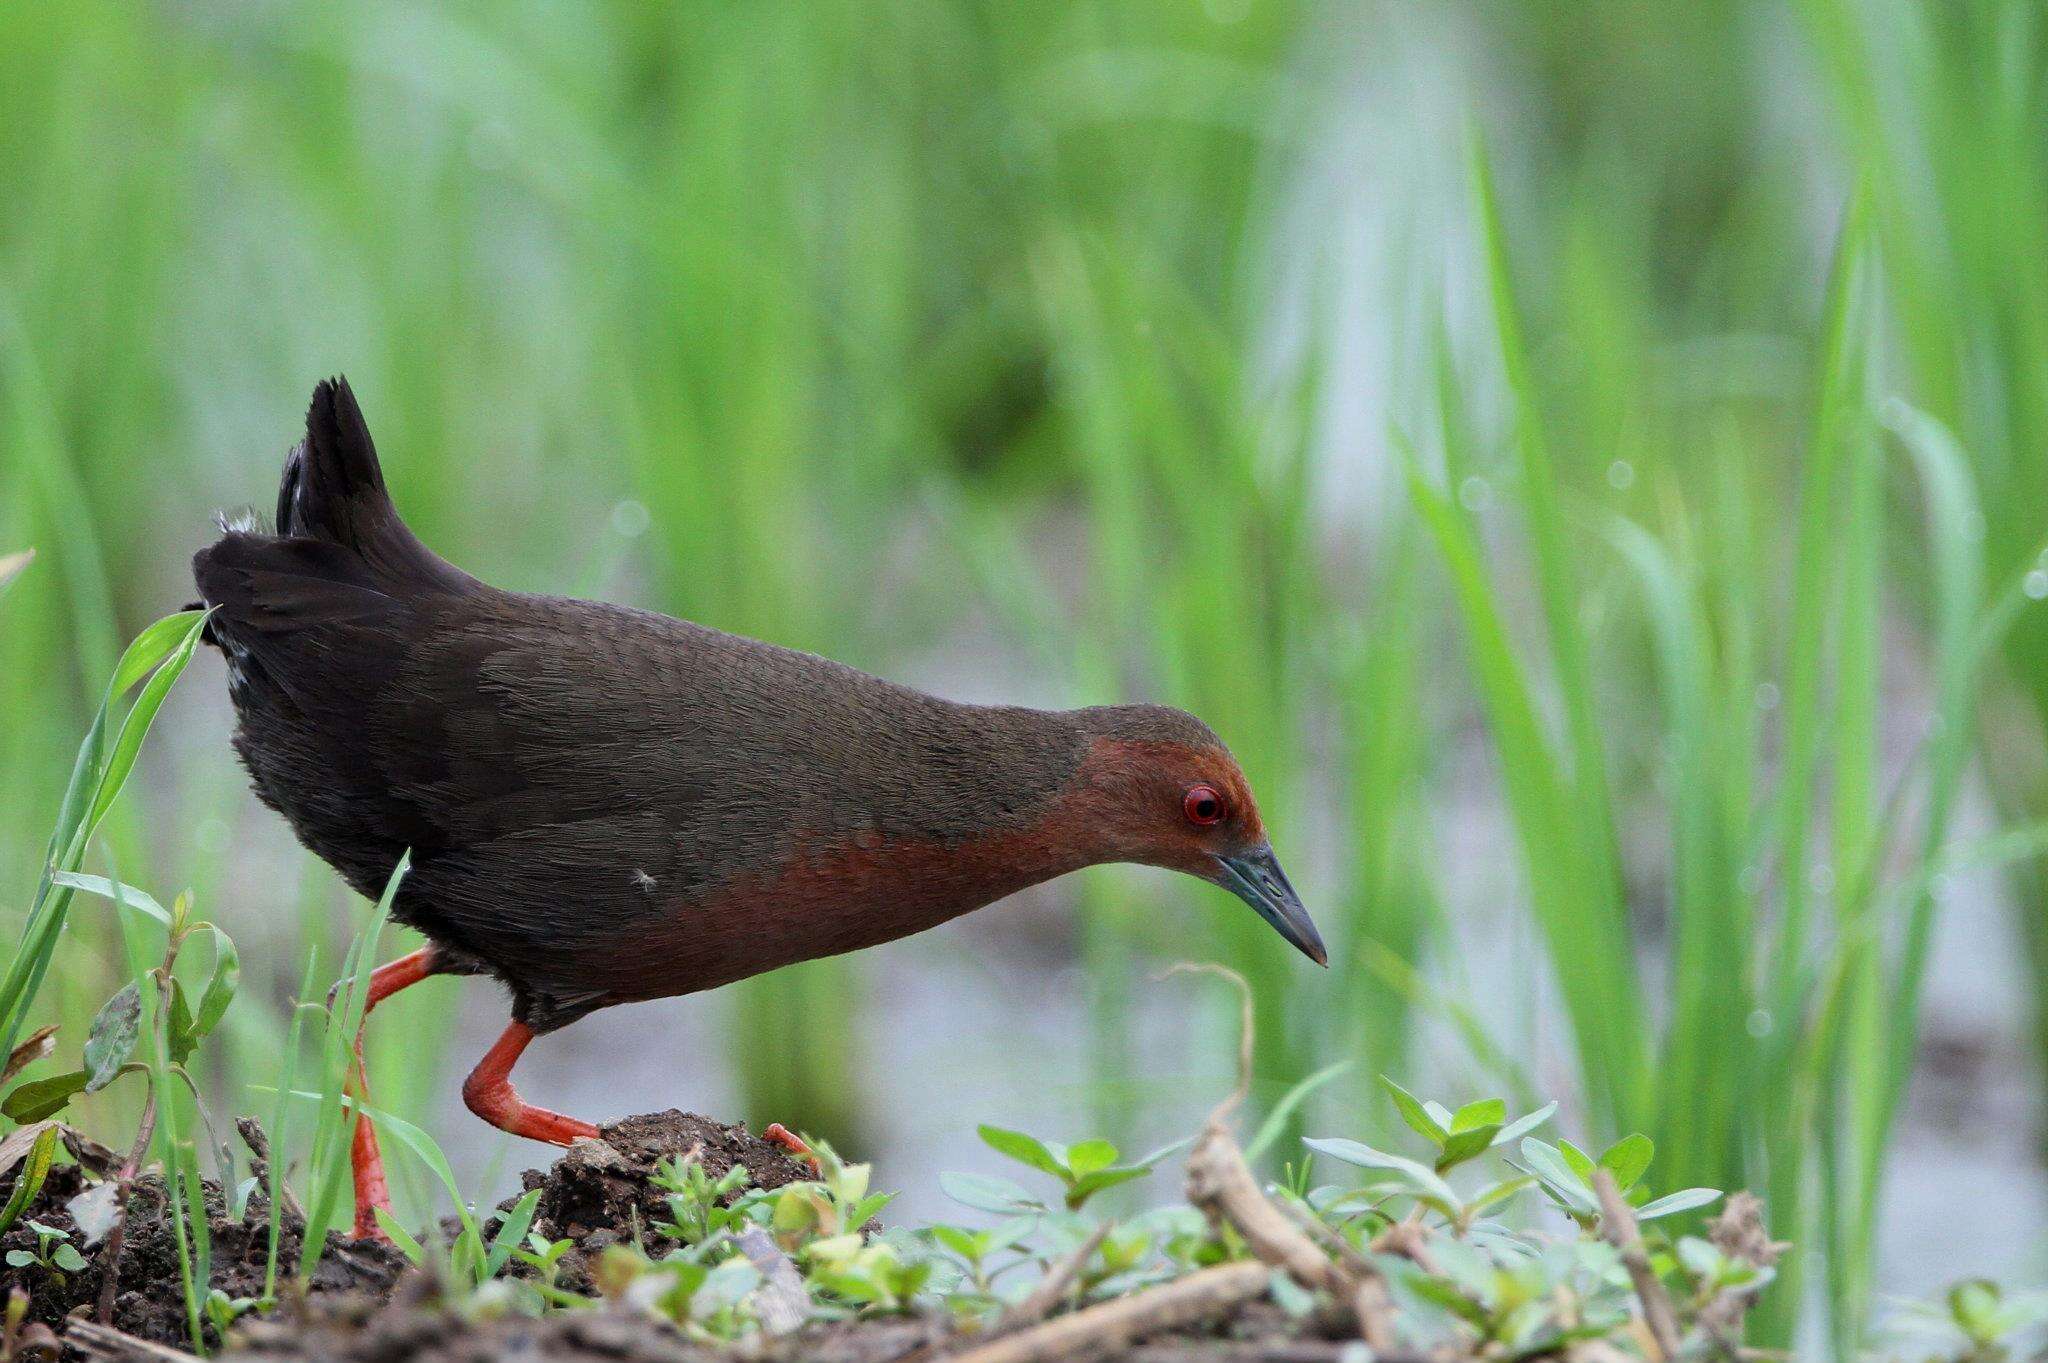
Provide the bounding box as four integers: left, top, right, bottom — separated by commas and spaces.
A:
342, 947, 442, 1240
461, 1021, 600, 1146
762, 1123, 822, 1171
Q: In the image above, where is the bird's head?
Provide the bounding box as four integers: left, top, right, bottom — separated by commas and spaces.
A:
1065, 704, 1326, 966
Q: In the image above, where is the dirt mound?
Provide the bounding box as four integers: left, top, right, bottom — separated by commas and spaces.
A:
0, 1159, 405, 1352
499, 1110, 815, 1296
24, 1111, 813, 1357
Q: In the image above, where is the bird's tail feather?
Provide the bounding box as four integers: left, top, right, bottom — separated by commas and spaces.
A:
278, 376, 400, 549
193, 377, 470, 650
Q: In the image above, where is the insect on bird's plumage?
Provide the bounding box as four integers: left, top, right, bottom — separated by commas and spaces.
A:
193, 377, 1323, 1238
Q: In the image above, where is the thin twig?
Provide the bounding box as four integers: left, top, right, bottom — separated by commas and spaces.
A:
95, 1085, 159, 1326
999, 1223, 1110, 1332
66, 1318, 195, 1362
948, 1261, 1271, 1363
1593, 1169, 1682, 1362
1168, 963, 1397, 1355
237, 1116, 303, 1219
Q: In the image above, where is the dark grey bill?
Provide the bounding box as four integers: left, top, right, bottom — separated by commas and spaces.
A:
1216, 844, 1327, 966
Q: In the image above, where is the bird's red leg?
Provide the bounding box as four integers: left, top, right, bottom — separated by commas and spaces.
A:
460, 1021, 601, 1146
343, 947, 442, 1240
762, 1123, 822, 1172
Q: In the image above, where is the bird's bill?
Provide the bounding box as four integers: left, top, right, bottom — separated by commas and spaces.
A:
1215, 844, 1327, 966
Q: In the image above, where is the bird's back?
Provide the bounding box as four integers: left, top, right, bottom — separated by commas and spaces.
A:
197, 379, 1087, 1027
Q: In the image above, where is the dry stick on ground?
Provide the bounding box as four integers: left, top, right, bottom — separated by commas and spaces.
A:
1169, 963, 1398, 1356
237, 1115, 305, 1220
67, 1319, 194, 1363
947, 1261, 1273, 1363
1593, 1169, 1683, 1362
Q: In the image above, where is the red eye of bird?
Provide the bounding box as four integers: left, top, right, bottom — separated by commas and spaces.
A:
1183, 785, 1225, 826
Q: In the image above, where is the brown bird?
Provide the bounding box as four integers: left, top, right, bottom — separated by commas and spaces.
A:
194, 378, 1325, 1238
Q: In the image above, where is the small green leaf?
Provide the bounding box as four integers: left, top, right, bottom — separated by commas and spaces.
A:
1066, 1166, 1153, 1209
193, 928, 240, 1040
486, 1188, 542, 1279
1490, 1101, 1557, 1148
51, 1243, 86, 1272
1065, 1139, 1119, 1179
976, 1125, 1068, 1180
1598, 1134, 1654, 1192
1517, 1138, 1597, 1215
1635, 1188, 1722, 1221
929, 1225, 979, 1259
1467, 1175, 1537, 1216
1303, 1137, 1460, 1206
2, 1071, 89, 1123
1557, 1139, 1596, 1181
1435, 1123, 1502, 1172
0, 1125, 61, 1233
83, 983, 141, 1093
47, 872, 173, 927
1378, 1076, 1447, 1146
1449, 1099, 1506, 1133
166, 978, 198, 1067
938, 1171, 1041, 1215
3, 1250, 31, 1268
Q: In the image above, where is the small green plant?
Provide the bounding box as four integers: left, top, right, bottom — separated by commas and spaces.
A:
763, 1142, 893, 1252
510, 1231, 584, 1308
974, 1125, 1185, 1212
1303, 1079, 1556, 1232
3, 1220, 84, 1283
800, 1231, 930, 1315
1881, 1280, 2048, 1363
593, 1243, 760, 1340
653, 1156, 755, 1246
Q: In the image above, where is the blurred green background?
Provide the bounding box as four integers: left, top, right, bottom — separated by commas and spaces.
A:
6, 0, 2048, 1352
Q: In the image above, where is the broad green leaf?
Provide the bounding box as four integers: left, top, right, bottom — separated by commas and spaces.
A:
1378, 1076, 1447, 1145
84, 982, 141, 1092
977, 1125, 1068, 1180
1557, 1139, 1596, 1181
1634, 1188, 1722, 1221
1598, 1133, 1654, 1192
2, 1071, 88, 1123
1303, 1137, 1459, 1206
1450, 1099, 1507, 1133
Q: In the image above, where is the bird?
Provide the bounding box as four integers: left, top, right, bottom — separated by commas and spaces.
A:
193, 377, 1326, 1239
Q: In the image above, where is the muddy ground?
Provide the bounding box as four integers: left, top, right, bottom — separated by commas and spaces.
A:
16, 1111, 1354, 1363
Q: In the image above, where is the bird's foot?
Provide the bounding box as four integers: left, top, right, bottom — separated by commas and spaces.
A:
350, 1112, 394, 1241
763, 1122, 823, 1172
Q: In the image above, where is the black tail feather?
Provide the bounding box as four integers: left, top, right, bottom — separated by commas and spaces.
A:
278, 376, 394, 548
193, 377, 473, 653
